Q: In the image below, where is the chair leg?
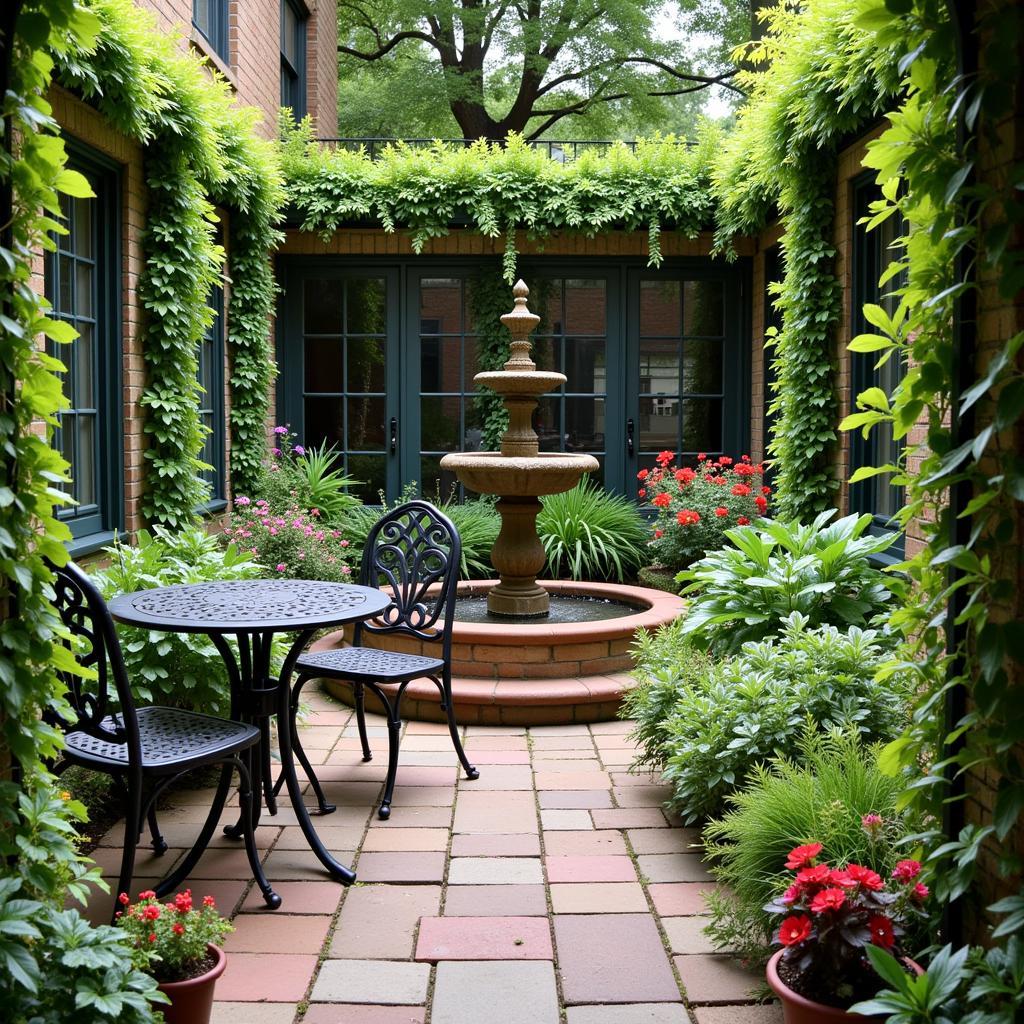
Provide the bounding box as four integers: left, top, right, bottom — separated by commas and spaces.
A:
367, 682, 401, 820
434, 674, 479, 781
354, 682, 372, 762
146, 803, 168, 855
112, 777, 142, 924
271, 674, 336, 814
259, 717, 277, 816
234, 755, 280, 909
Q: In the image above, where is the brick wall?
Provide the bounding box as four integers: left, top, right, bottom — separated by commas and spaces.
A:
307, 0, 339, 134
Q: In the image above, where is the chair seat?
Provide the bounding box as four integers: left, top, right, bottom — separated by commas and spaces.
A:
65, 706, 260, 774
296, 646, 445, 682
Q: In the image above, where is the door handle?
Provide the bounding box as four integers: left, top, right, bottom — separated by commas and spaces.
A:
389, 417, 398, 455
626, 418, 634, 457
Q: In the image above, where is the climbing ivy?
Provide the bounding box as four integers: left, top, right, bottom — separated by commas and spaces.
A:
467, 269, 513, 451
56, 0, 282, 520
280, 122, 720, 283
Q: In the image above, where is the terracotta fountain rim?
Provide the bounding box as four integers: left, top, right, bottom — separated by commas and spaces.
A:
449, 579, 684, 644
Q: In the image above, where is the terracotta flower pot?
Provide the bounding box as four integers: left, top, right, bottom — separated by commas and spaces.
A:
156, 943, 227, 1024
767, 948, 921, 1024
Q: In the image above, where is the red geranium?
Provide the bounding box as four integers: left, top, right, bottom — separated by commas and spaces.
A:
785, 842, 824, 869
778, 915, 813, 946
652, 492, 672, 508
809, 887, 847, 914
891, 860, 921, 883
714, 506, 728, 518
868, 915, 895, 949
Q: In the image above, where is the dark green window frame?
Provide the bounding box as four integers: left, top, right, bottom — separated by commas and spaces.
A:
850, 172, 905, 559
192, 0, 229, 63
197, 281, 227, 509
281, 0, 308, 121
45, 140, 123, 554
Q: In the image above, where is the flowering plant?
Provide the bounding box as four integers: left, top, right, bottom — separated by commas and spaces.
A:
641, 451, 768, 568
116, 889, 232, 983
766, 843, 929, 1009
227, 498, 358, 583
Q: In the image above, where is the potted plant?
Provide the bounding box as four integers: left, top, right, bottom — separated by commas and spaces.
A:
764, 843, 928, 1022
117, 888, 232, 1024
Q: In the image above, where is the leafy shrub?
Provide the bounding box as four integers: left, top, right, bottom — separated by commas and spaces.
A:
227, 499, 358, 582
642, 452, 770, 568
621, 618, 712, 771
702, 733, 917, 968
538, 480, 649, 581
254, 428, 362, 522
657, 613, 910, 823
677, 510, 903, 654
93, 526, 280, 717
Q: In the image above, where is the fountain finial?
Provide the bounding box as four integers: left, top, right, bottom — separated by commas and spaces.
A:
501, 279, 540, 371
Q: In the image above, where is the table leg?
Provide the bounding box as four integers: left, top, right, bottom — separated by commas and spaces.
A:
276, 630, 357, 885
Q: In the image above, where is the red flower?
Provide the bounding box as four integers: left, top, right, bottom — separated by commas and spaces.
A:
142, 904, 161, 922
118, 893, 130, 906
652, 492, 672, 508
718, 456, 733, 466
675, 467, 696, 484
656, 450, 675, 466
653, 529, 663, 539
809, 887, 847, 914
741, 454, 751, 462
795, 864, 831, 887
203, 895, 216, 908
829, 869, 857, 889
638, 489, 646, 498
780, 882, 802, 904
755, 495, 768, 512
737, 516, 751, 525
778, 915, 813, 947
174, 891, 193, 913
676, 509, 700, 526
868, 915, 896, 949
697, 452, 707, 461
172, 922, 185, 936
913, 882, 929, 901
637, 469, 649, 481
845, 864, 884, 891
785, 843, 824, 870
892, 860, 922, 883
148, 932, 157, 943
714, 506, 728, 518
731, 483, 751, 497
138, 890, 157, 901
762, 485, 772, 495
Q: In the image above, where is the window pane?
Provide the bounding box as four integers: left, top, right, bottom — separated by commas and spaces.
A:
347, 337, 385, 392
419, 338, 460, 393
304, 396, 344, 449
532, 335, 559, 375
564, 279, 605, 335
465, 335, 481, 383
346, 278, 386, 334
281, 1, 297, 62
58, 255, 73, 313
348, 396, 385, 450
304, 338, 342, 393
76, 415, 96, 507
74, 194, 93, 258
639, 395, 679, 451
683, 280, 724, 336
421, 396, 461, 451
640, 279, 681, 336
420, 278, 463, 334
348, 454, 385, 503
194, 0, 210, 36
75, 323, 95, 408
75, 260, 93, 318
534, 279, 562, 335
534, 396, 561, 451
681, 397, 723, 452
564, 397, 605, 452
563, 338, 606, 393
639, 338, 680, 394
682, 338, 723, 395
304, 279, 343, 334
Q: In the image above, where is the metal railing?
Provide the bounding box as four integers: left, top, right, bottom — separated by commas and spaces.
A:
316, 137, 694, 162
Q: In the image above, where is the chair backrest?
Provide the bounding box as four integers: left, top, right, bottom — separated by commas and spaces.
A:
47, 559, 141, 763
357, 500, 462, 654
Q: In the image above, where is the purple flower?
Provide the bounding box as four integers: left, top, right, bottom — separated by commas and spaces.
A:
271, 447, 281, 457
275, 563, 286, 572
294, 445, 305, 456
273, 426, 288, 435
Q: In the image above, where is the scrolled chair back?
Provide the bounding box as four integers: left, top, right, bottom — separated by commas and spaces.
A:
358, 500, 462, 648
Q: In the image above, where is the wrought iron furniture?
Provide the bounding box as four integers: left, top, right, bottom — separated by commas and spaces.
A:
108, 576, 391, 886
48, 560, 279, 921
289, 500, 479, 820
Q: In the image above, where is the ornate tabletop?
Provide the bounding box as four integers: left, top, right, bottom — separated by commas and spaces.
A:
108, 578, 391, 634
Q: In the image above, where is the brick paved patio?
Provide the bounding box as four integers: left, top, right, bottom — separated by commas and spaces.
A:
85, 687, 782, 1023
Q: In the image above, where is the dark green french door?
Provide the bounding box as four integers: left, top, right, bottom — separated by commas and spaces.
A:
277, 259, 748, 504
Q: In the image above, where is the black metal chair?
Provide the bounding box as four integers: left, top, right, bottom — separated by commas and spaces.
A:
286, 500, 478, 820
47, 560, 280, 921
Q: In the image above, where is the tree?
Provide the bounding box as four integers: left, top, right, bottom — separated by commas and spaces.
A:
336, 0, 746, 141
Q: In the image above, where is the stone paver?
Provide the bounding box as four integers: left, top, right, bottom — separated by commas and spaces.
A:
431, 961, 560, 1024
110, 693, 782, 1024
415, 916, 554, 960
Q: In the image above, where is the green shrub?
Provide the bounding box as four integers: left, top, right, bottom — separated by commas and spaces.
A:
93, 526, 282, 717
621, 619, 711, 772
677, 510, 903, 654
701, 733, 918, 968
657, 612, 910, 823
538, 481, 649, 582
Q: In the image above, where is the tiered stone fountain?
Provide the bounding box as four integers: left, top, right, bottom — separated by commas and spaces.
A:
318, 281, 683, 724
439, 281, 599, 618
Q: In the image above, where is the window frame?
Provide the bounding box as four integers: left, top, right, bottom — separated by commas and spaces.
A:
192, 0, 229, 64
280, 0, 308, 121
849, 171, 905, 560
46, 139, 123, 555
197, 280, 227, 511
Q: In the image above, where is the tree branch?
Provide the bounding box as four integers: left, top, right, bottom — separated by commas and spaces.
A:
338, 30, 443, 60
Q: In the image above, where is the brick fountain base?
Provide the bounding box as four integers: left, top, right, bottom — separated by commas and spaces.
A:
310, 580, 684, 726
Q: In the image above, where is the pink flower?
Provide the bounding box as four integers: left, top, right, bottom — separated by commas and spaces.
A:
294, 445, 305, 455
276, 563, 286, 572
271, 447, 281, 456
235, 496, 251, 506
913, 882, 929, 901
341, 540, 350, 548
861, 813, 884, 835
273, 426, 288, 434
892, 860, 922, 883
269, 527, 277, 535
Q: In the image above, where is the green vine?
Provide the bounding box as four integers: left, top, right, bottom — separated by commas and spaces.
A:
280, 123, 720, 283
467, 268, 512, 451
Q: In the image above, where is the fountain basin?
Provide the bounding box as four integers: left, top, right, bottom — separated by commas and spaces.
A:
473, 370, 567, 394
311, 580, 685, 725
440, 451, 600, 498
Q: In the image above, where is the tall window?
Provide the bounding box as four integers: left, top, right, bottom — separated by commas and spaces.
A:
197, 283, 226, 505
281, 0, 308, 121
850, 175, 905, 554
192, 0, 229, 63
46, 146, 121, 546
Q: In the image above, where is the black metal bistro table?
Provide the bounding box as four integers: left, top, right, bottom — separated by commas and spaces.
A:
108, 578, 391, 893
